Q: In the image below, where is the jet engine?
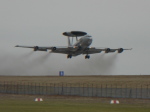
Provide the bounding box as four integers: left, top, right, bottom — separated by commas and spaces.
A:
118, 48, 124, 53
52, 47, 57, 51
34, 46, 47, 51
105, 48, 116, 53
105, 48, 110, 53
34, 46, 39, 51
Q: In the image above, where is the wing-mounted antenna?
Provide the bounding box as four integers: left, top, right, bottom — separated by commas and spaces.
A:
62, 31, 87, 47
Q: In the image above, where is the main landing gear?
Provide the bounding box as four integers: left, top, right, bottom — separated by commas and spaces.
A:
85, 55, 90, 59
67, 54, 90, 59
67, 54, 72, 59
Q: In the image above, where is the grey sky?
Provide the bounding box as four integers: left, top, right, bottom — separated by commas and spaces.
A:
0, 0, 150, 76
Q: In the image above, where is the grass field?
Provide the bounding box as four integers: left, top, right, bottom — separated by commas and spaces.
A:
0, 75, 150, 85
0, 75, 150, 112
0, 94, 150, 112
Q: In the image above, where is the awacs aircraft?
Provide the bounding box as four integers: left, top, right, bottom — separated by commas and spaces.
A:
15, 31, 132, 59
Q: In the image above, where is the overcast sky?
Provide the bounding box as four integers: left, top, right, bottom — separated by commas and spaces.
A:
0, 0, 150, 76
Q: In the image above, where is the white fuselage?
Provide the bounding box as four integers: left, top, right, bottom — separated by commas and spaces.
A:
71, 35, 92, 56
74, 35, 92, 47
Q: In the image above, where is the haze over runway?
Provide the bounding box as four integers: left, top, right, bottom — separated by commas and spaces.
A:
0, 0, 150, 76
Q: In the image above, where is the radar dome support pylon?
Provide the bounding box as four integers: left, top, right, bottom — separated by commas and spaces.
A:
62, 31, 87, 47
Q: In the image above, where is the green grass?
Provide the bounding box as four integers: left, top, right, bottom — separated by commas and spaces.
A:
0, 75, 150, 112
0, 76, 150, 86
0, 98, 150, 112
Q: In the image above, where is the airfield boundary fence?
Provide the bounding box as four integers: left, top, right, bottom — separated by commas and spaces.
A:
0, 82, 150, 99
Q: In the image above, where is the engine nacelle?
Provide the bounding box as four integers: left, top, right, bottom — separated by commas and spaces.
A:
52, 47, 57, 51
118, 48, 124, 53
105, 48, 110, 53
34, 46, 39, 51
33, 46, 47, 51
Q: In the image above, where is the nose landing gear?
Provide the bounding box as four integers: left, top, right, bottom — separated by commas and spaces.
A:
67, 54, 72, 59
85, 55, 90, 59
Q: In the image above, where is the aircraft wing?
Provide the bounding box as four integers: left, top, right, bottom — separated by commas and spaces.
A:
83, 47, 132, 54
15, 45, 78, 53
15, 45, 132, 55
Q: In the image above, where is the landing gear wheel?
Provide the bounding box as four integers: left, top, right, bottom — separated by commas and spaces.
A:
85, 55, 90, 59
67, 54, 72, 59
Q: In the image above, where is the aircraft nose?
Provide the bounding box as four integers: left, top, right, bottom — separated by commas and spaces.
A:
88, 37, 92, 44
88, 36, 92, 40
86, 36, 92, 40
